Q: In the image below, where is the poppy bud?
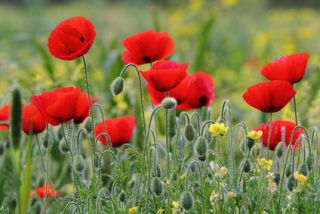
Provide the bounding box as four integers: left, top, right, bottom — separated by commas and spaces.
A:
274, 173, 281, 185
59, 139, 69, 154
306, 154, 314, 171
83, 118, 93, 133
152, 164, 162, 177
151, 177, 163, 197
10, 88, 22, 149
286, 175, 296, 191
161, 97, 177, 110
275, 141, 285, 158
111, 77, 124, 96
242, 160, 251, 173
180, 191, 194, 211
184, 124, 196, 142
285, 164, 292, 178
118, 191, 126, 203
73, 154, 86, 173
198, 154, 207, 161
194, 137, 207, 157
246, 138, 255, 150
298, 163, 308, 176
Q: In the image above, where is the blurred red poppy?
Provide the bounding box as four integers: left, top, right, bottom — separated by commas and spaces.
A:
122, 30, 175, 65
242, 80, 296, 113
22, 104, 47, 135
48, 16, 95, 60
147, 72, 214, 110
31, 87, 96, 126
94, 116, 135, 147
141, 60, 188, 92
0, 104, 10, 130
254, 120, 303, 150
31, 184, 59, 198
261, 52, 309, 84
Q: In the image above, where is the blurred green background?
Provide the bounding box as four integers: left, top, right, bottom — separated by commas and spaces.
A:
1, 0, 320, 128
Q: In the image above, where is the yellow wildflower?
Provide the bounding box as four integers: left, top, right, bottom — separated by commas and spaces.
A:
294, 172, 307, 186
219, 166, 229, 177
247, 130, 262, 141
209, 123, 228, 137
172, 201, 180, 209
225, 191, 237, 200
128, 206, 138, 214
156, 208, 165, 214
258, 158, 273, 171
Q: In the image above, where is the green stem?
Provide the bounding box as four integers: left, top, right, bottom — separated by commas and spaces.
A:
293, 95, 298, 125
267, 113, 273, 159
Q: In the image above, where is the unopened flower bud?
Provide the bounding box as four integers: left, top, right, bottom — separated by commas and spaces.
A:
195, 137, 207, 157
152, 164, 162, 177
73, 154, 86, 173
306, 154, 314, 171
286, 175, 296, 191
42, 131, 50, 148
242, 160, 251, 173
246, 138, 255, 150
275, 141, 285, 158
83, 118, 93, 133
151, 177, 163, 197
111, 77, 124, 96
180, 191, 194, 211
274, 173, 281, 185
285, 164, 292, 178
161, 97, 177, 110
118, 191, 126, 203
184, 124, 196, 142
59, 139, 69, 154
298, 163, 308, 176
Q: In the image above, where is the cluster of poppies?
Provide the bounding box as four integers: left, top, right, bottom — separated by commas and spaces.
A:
121, 30, 215, 110
242, 53, 309, 150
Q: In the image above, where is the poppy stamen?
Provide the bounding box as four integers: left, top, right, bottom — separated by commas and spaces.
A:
80, 36, 85, 42
199, 96, 208, 105
142, 56, 152, 63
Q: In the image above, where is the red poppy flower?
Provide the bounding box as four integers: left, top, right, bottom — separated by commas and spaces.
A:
48, 16, 96, 60
0, 104, 10, 130
141, 60, 188, 92
94, 116, 135, 147
147, 72, 214, 110
22, 104, 47, 135
242, 80, 296, 113
261, 52, 309, 84
254, 120, 303, 150
30, 87, 96, 126
31, 184, 59, 198
122, 30, 175, 65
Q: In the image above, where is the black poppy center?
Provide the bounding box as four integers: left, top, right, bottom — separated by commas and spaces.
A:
199, 96, 208, 105
80, 36, 85, 43
268, 105, 275, 111
142, 56, 152, 63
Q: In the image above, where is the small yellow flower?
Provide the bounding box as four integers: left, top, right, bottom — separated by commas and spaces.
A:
128, 206, 138, 214
258, 158, 273, 171
220, 166, 229, 177
156, 208, 165, 214
172, 201, 180, 209
294, 172, 307, 186
225, 191, 237, 200
247, 130, 262, 141
209, 123, 228, 137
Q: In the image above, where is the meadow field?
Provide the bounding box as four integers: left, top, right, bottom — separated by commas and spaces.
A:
0, 0, 320, 213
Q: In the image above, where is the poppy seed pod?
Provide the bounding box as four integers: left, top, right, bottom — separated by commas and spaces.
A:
286, 175, 296, 191
298, 163, 308, 176
10, 88, 22, 149
151, 177, 163, 197
84, 118, 93, 133
184, 124, 196, 142
195, 137, 207, 157
111, 77, 124, 96
73, 154, 86, 173
42, 131, 50, 149
161, 97, 177, 110
275, 141, 285, 158
180, 191, 194, 211
306, 154, 314, 171
59, 139, 70, 154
